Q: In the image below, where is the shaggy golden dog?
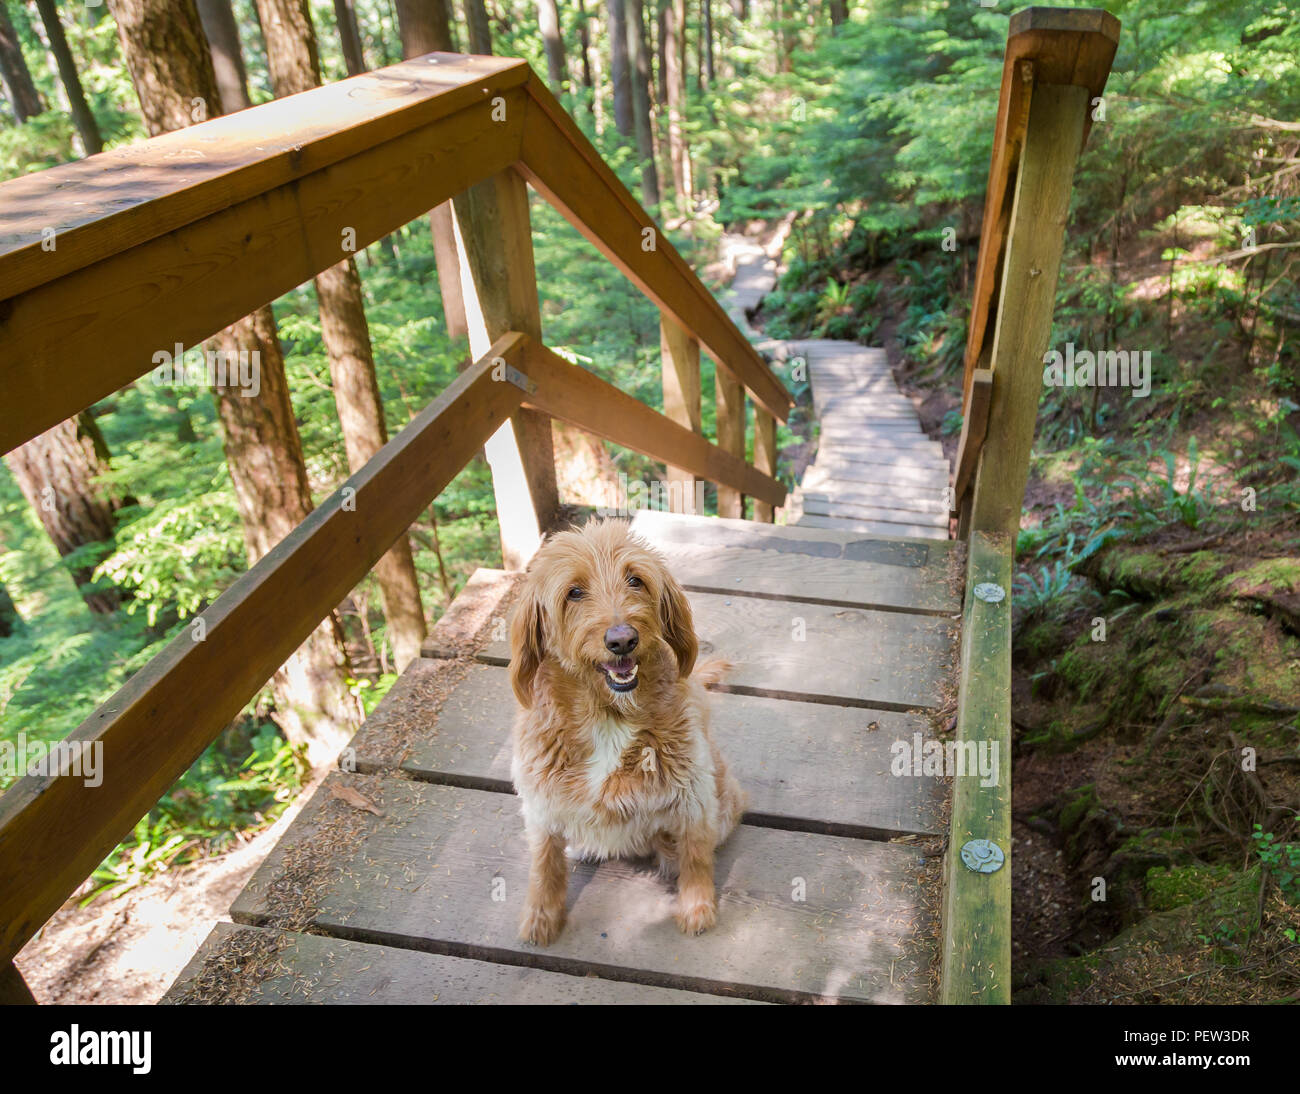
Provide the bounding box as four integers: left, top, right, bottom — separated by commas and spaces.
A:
509, 518, 746, 945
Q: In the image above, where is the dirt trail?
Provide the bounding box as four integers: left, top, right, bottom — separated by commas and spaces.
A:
16, 770, 325, 1004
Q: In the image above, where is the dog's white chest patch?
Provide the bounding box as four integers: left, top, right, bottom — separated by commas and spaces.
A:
584, 716, 637, 797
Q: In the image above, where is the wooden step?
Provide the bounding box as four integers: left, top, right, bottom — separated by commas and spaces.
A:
803, 466, 951, 491
798, 495, 948, 529
479, 588, 954, 710
797, 513, 949, 540
389, 663, 945, 837
800, 488, 949, 517
229, 776, 936, 1004
167, 922, 762, 1004
629, 509, 958, 612
815, 447, 947, 467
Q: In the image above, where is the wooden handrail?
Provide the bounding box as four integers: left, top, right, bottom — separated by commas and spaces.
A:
952, 7, 1120, 511
0, 341, 524, 963
520, 340, 785, 507
517, 78, 793, 422
0, 53, 790, 455
941, 7, 1121, 1006
0, 331, 781, 964
0, 47, 791, 968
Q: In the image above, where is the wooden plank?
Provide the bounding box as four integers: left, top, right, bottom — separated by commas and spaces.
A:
0, 341, 526, 965
801, 483, 947, 511
967, 85, 1090, 538
0, 961, 35, 1004
520, 341, 784, 509
797, 513, 948, 541
454, 170, 558, 568
629, 507, 955, 557
394, 664, 946, 836
752, 410, 778, 523
0, 53, 530, 297
714, 364, 746, 519
615, 536, 957, 613
940, 530, 1012, 1005
517, 76, 792, 421
479, 588, 953, 711
803, 465, 951, 490
167, 922, 762, 1004
951, 366, 994, 513
810, 449, 945, 466
800, 493, 947, 524
660, 313, 703, 513
801, 490, 948, 519
820, 424, 924, 438
231, 776, 935, 1003
1, 85, 526, 455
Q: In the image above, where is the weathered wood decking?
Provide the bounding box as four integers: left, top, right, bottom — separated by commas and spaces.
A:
168, 511, 959, 1005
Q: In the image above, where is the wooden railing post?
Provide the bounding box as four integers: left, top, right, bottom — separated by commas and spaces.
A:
964, 83, 1089, 539
752, 411, 777, 522
660, 313, 702, 514
452, 169, 560, 568
715, 368, 746, 519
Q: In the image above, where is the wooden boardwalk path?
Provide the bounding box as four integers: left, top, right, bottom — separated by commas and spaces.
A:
168, 511, 956, 1005
787, 341, 950, 540
0, 10, 1119, 1007
717, 234, 949, 540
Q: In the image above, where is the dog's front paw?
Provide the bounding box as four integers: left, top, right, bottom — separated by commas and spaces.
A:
675, 898, 717, 936
519, 901, 566, 946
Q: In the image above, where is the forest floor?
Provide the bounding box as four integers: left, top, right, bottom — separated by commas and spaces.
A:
16, 769, 327, 1004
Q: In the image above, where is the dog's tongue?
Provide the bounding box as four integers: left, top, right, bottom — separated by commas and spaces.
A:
604, 655, 635, 673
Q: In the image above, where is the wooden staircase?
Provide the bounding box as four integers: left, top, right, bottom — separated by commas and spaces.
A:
0, 7, 1121, 1007
786, 340, 950, 540
167, 510, 956, 1004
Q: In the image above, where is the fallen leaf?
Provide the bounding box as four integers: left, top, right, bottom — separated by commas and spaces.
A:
329, 784, 385, 816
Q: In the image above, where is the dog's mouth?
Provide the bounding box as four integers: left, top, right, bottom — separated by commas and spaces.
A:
598, 655, 640, 693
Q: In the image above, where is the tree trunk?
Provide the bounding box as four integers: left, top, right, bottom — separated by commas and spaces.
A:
662, 0, 691, 209
393, 0, 468, 343
3, 413, 124, 615
777, 0, 794, 73
605, 0, 632, 137
32, 0, 101, 152
463, 0, 492, 53
332, 0, 367, 75
701, 0, 713, 87
575, 0, 593, 90
442, 0, 460, 50
537, 0, 566, 94
314, 261, 427, 670
256, 0, 428, 672
828, 0, 846, 30
625, 0, 659, 207
394, 0, 451, 54
195, 0, 251, 111
0, 1, 45, 121
0, 580, 21, 637
108, 0, 359, 764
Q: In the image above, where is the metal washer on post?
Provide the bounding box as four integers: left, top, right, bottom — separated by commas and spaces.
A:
960, 838, 1005, 874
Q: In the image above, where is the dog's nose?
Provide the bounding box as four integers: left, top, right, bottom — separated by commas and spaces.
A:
604, 623, 639, 656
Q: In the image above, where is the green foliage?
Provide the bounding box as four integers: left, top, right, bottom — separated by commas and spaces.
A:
87, 721, 302, 902
1254, 825, 1300, 908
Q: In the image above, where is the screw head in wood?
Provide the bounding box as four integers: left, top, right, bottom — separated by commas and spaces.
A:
960, 838, 1005, 874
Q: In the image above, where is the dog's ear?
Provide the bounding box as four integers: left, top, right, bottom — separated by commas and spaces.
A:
509, 584, 546, 708
659, 573, 698, 679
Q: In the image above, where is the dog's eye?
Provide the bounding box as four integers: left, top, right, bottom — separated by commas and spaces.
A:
626, 574, 643, 589
566, 586, 585, 602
